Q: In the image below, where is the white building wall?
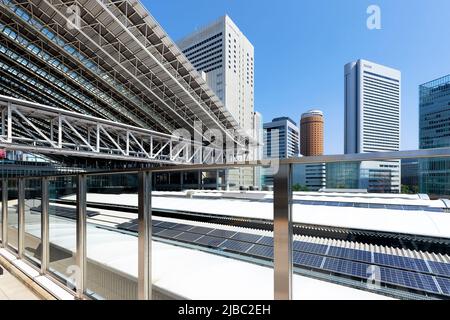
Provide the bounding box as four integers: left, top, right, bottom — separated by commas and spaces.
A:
345, 59, 401, 153
177, 15, 256, 189
344, 59, 401, 193
177, 15, 254, 131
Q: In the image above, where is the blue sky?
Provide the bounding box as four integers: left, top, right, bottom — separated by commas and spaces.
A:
144, 0, 450, 154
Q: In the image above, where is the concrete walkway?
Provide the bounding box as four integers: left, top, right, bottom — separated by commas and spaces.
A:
0, 265, 41, 300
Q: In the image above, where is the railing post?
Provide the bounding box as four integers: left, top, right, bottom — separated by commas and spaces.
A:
138, 171, 152, 300
41, 177, 49, 274
7, 102, 12, 143
76, 174, 87, 299
17, 178, 25, 258
273, 163, 292, 300
1, 180, 7, 247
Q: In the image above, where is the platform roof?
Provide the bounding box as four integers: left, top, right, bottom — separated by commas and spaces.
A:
0, 0, 249, 146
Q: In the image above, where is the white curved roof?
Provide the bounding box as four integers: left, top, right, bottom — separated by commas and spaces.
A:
69, 192, 450, 239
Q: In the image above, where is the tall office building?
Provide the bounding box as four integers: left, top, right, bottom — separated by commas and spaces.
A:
337, 59, 401, 193
178, 15, 258, 189
300, 110, 324, 156
263, 117, 300, 159
177, 15, 254, 131
419, 75, 450, 196
263, 117, 299, 187
344, 59, 401, 153
294, 110, 326, 191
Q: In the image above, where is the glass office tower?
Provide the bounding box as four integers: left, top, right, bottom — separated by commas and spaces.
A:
419, 75, 450, 197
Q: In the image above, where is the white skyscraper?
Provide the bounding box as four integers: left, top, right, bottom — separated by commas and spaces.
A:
177, 15, 254, 130
178, 15, 258, 189
343, 59, 401, 193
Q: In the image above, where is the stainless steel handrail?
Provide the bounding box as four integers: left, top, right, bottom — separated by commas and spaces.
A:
1, 147, 450, 301
2, 147, 449, 179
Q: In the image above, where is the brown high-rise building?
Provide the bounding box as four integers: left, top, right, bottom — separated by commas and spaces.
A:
300, 110, 324, 156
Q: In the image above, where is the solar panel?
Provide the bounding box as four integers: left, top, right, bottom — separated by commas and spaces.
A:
174, 232, 203, 243
293, 241, 328, 255
116, 221, 133, 229
436, 277, 450, 296
416, 273, 440, 294
293, 241, 306, 252
116, 216, 450, 297
257, 236, 274, 246
285, 201, 430, 211
354, 249, 372, 263
156, 229, 183, 239
387, 204, 404, 210
380, 267, 439, 294
424, 207, 444, 213
405, 257, 430, 273
374, 253, 429, 273
402, 205, 422, 211
128, 224, 139, 232
47, 205, 99, 218
428, 261, 450, 277
208, 229, 237, 239
323, 257, 369, 278
339, 202, 354, 207
172, 224, 195, 232
152, 226, 165, 235
189, 226, 215, 235
219, 239, 254, 253
231, 233, 262, 243
247, 244, 273, 259
327, 246, 371, 263
368, 203, 386, 209
194, 235, 225, 248
157, 221, 178, 229
117, 220, 138, 232
293, 251, 324, 269
152, 220, 163, 227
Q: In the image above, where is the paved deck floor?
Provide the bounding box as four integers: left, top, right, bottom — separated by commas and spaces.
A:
0, 265, 41, 300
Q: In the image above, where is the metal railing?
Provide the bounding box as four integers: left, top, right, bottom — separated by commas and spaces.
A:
1, 147, 450, 300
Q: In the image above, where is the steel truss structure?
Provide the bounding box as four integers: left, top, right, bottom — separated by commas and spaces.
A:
0, 0, 253, 161
0, 95, 248, 164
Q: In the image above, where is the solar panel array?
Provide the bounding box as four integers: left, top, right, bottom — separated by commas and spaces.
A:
213, 197, 445, 212
293, 200, 445, 213
32, 205, 99, 219
117, 218, 450, 298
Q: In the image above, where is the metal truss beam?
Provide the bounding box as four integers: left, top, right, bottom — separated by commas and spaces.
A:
0, 95, 247, 165
0, 2, 176, 132
0, 0, 255, 149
